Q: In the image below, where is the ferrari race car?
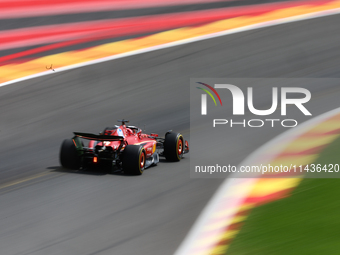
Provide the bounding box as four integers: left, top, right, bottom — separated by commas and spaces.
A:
59, 120, 189, 175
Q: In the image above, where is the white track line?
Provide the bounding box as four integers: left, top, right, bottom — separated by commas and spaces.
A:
1, 7, 340, 89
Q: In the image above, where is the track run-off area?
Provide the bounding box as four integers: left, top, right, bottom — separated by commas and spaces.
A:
1, 3, 340, 255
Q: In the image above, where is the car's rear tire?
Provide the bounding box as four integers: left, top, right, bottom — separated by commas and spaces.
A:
164, 132, 184, 162
60, 139, 81, 170
122, 145, 146, 175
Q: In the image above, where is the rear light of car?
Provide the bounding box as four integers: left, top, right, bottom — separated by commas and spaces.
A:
93, 157, 98, 163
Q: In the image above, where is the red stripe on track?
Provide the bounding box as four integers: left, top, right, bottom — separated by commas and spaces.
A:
278, 144, 327, 156
0, 0, 332, 51
0, 0, 334, 65
0, 0, 237, 19
244, 188, 293, 206
0, 0, 332, 18
0, 32, 127, 65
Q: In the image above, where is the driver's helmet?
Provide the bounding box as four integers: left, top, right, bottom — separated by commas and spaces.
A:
125, 128, 133, 136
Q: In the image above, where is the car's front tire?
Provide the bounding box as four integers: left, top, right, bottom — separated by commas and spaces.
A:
122, 145, 146, 175
60, 139, 81, 170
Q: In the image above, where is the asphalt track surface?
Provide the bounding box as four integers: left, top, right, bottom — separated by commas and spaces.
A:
1, 14, 340, 255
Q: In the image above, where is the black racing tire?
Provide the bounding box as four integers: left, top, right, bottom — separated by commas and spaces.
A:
122, 145, 146, 175
59, 139, 81, 170
164, 132, 184, 162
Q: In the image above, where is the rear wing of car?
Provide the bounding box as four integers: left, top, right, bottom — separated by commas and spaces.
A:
73, 132, 124, 142
71, 133, 124, 156
73, 132, 124, 141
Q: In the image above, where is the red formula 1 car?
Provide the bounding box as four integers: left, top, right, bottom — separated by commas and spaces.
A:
59, 120, 189, 175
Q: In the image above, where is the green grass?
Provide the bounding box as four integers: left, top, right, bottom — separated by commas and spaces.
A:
226, 135, 340, 255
